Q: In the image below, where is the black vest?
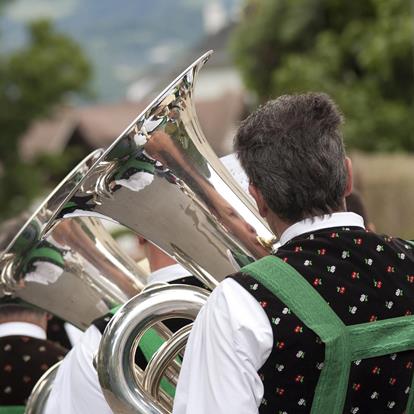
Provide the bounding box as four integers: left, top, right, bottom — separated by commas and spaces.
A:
231, 227, 414, 414
47, 316, 72, 350
0, 335, 67, 406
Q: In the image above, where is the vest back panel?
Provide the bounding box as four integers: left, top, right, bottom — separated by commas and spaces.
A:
231, 227, 414, 413
0, 336, 67, 406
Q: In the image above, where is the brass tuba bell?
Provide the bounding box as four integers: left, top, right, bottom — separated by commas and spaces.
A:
0, 149, 147, 329
48, 50, 276, 287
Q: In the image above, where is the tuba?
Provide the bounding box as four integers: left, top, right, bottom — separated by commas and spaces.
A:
97, 283, 210, 414
25, 362, 62, 414
0, 149, 148, 329
74, 51, 277, 413
22, 50, 277, 413
47, 50, 275, 285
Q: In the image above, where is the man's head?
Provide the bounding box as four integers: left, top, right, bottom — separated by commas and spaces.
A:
235, 93, 352, 230
0, 303, 48, 329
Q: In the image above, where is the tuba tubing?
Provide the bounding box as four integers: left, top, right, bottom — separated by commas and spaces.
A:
143, 323, 192, 400
25, 361, 62, 414
97, 284, 209, 414
25, 50, 277, 413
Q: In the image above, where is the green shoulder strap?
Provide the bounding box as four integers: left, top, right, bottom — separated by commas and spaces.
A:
139, 327, 176, 398
242, 256, 350, 413
109, 306, 175, 398
241, 255, 414, 414
0, 406, 25, 414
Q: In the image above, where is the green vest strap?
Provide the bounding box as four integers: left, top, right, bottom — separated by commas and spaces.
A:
348, 315, 414, 360
139, 328, 176, 398
242, 256, 350, 413
109, 304, 122, 316
241, 255, 414, 414
0, 407, 25, 414
347, 315, 414, 414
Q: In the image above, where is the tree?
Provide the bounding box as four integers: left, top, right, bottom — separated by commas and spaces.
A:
231, 0, 414, 152
0, 19, 91, 220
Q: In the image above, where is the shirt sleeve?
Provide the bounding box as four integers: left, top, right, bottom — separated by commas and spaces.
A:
173, 278, 273, 414
45, 325, 114, 414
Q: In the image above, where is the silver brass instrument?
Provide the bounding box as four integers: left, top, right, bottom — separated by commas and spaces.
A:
0, 150, 147, 329
92, 51, 276, 413
20, 51, 276, 412
98, 284, 210, 414
47, 50, 275, 289
25, 362, 62, 414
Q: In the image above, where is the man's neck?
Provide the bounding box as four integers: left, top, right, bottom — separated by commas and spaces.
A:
146, 246, 177, 273
266, 213, 293, 241
0, 315, 47, 330
268, 207, 347, 240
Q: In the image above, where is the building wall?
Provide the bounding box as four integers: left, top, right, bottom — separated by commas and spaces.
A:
351, 152, 414, 239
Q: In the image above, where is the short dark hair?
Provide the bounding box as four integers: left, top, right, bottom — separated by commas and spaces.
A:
234, 93, 347, 223
0, 304, 46, 322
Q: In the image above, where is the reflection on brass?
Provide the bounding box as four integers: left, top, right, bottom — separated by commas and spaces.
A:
49, 51, 276, 286
0, 150, 147, 330
257, 235, 278, 252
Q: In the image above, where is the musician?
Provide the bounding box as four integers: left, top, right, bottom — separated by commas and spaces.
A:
0, 301, 67, 411
45, 238, 204, 414
173, 93, 414, 414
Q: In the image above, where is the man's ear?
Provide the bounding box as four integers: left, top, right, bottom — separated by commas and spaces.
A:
249, 184, 269, 218
344, 157, 353, 197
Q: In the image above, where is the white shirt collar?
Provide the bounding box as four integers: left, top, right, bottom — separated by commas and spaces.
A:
0, 321, 47, 340
279, 212, 365, 246
148, 263, 192, 285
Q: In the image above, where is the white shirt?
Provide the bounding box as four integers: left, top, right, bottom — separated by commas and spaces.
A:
0, 321, 46, 340
0, 318, 82, 347
173, 212, 365, 414
45, 263, 192, 414
147, 263, 192, 284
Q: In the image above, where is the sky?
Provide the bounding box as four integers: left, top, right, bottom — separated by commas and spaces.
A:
1, 0, 242, 101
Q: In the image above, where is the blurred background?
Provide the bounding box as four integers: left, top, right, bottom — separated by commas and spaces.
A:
0, 0, 413, 249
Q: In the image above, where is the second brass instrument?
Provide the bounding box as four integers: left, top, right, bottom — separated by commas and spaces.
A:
0, 150, 147, 329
